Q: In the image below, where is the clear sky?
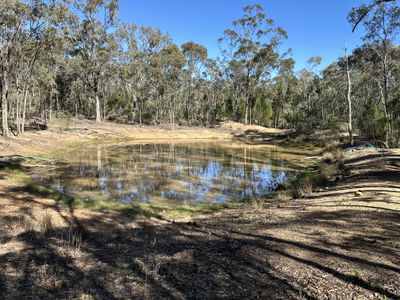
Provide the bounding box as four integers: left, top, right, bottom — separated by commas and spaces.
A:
118, 0, 369, 71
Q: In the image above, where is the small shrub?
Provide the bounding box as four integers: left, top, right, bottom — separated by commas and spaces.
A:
322, 149, 344, 164
292, 178, 313, 199
37, 211, 53, 234
322, 152, 335, 164
300, 180, 313, 195
275, 191, 291, 201
333, 150, 344, 163
249, 197, 264, 211
289, 171, 315, 199
318, 163, 338, 183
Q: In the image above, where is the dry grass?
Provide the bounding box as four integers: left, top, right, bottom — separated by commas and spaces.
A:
0, 118, 234, 158
249, 197, 264, 211
220, 120, 292, 135
296, 180, 314, 197
321, 151, 335, 163
275, 191, 291, 202
36, 210, 53, 234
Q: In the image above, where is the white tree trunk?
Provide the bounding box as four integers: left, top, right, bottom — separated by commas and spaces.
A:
345, 45, 354, 146
1, 71, 9, 137
95, 94, 101, 122
21, 84, 29, 133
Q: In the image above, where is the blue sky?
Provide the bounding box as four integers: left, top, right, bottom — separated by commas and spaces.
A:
118, 0, 369, 71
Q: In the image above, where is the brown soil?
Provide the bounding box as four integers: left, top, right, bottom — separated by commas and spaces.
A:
0, 120, 239, 157
0, 121, 399, 299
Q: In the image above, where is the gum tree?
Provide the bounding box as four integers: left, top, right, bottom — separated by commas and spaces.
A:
349, 0, 400, 145
219, 4, 287, 125
68, 0, 118, 122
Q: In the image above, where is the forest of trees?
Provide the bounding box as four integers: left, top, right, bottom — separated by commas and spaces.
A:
1, 0, 399, 146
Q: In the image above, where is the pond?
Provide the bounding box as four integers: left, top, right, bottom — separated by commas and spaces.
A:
36, 142, 305, 206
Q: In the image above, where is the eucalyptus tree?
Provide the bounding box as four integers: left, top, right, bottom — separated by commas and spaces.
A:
116, 23, 143, 122
0, 1, 27, 136
352, 0, 398, 32
0, 0, 69, 136
203, 58, 227, 125
271, 58, 296, 128
68, 0, 118, 122
349, 0, 400, 145
152, 44, 185, 127
344, 45, 354, 146
252, 87, 273, 126
181, 41, 208, 125
218, 4, 287, 125
117, 25, 171, 124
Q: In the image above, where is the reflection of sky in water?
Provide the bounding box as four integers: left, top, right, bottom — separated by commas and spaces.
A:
37, 143, 297, 206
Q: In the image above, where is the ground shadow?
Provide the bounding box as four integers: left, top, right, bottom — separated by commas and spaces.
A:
1, 152, 399, 299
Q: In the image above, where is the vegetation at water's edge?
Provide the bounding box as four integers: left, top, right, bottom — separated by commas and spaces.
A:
1, 143, 343, 220
2, 159, 239, 220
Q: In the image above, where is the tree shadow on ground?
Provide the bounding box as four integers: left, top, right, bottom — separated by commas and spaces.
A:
1, 153, 400, 299
233, 129, 289, 144
1, 188, 400, 299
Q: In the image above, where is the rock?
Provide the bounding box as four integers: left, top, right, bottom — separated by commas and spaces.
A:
355, 191, 363, 197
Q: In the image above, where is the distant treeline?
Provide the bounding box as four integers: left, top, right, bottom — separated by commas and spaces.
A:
0, 1, 399, 145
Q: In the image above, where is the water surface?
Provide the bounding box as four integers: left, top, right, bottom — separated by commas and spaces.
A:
37, 142, 303, 206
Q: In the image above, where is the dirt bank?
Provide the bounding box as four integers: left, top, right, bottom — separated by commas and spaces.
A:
0, 119, 299, 158
0, 120, 233, 157
0, 121, 399, 299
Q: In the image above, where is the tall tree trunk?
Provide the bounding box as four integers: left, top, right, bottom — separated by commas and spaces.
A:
345, 45, 354, 146
382, 49, 390, 146
249, 100, 252, 125
139, 97, 143, 126
170, 94, 175, 130
103, 94, 106, 121
16, 87, 21, 135
186, 79, 191, 126
49, 89, 54, 122
21, 84, 29, 133
244, 97, 249, 125
1, 71, 9, 137
131, 94, 137, 122
233, 86, 239, 122
95, 93, 101, 122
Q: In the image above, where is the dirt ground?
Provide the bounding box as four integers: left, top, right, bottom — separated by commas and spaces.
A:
0, 121, 399, 299
0, 120, 226, 157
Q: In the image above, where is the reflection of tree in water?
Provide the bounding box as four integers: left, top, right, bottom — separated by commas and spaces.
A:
38, 143, 298, 206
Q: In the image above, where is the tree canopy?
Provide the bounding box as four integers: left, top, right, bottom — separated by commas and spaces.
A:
1, 0, 400, 145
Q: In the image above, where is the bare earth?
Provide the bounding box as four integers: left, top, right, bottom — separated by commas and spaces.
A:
0, 121, 399, 299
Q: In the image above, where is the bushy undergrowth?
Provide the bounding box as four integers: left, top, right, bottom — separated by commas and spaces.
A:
287, 149, 345, 199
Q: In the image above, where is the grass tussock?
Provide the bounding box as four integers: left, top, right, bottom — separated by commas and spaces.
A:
36, 210, 53, 234
287, 148, 345, 199
275, 191, 291, 202
249, 197, 264, 211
